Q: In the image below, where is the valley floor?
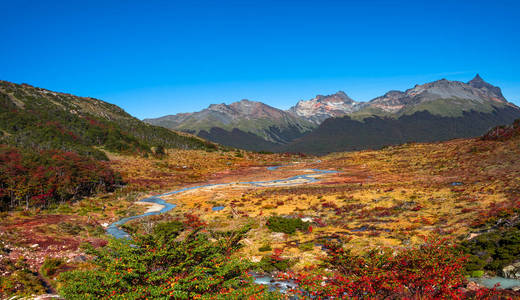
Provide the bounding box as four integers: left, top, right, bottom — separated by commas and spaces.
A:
1, 135, 520, 297
119, 137, 520, 270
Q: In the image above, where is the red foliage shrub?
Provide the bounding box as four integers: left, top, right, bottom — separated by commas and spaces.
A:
0, 145, 120, 210
183, 213, 206, 229
411, 204, 423, 211
271, 248, 284, 261
282, 238, 498, 299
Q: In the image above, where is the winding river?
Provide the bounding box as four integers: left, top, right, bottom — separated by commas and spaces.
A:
107, 165, 337, 239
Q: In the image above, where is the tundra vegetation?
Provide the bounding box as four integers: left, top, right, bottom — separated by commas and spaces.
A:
1, 117, 520, 298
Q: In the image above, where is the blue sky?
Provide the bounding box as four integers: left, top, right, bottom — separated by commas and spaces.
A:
1, 0, 519, 119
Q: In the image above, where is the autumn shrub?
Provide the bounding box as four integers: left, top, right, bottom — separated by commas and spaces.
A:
0, 145, 121, 210
57, 225, 280, 299
258, 249, 294, 273
321, 201, 337, 209
482, 118, 520, 141
266, 216, 310, 234
282, 238, 494, 299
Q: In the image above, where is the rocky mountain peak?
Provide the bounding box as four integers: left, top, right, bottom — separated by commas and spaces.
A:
207, 103, 230, 112
467, 74, 505, 101
470, 73, 484, 83
288, 91, 360, 124
289, 91, 359, 124
315, 91, 355, 104
236, 99, 255, 104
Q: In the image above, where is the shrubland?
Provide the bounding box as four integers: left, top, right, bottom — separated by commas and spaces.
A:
282, 238, 499, 299
52, 220, 500, 299
56, 221, 279, 299
0, 145, 120, 211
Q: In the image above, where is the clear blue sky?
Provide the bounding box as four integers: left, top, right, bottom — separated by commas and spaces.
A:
1, 0, 519, 119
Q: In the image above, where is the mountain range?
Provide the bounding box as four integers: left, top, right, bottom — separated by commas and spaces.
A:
145, 75, 520, 154
144, 99, 315, 151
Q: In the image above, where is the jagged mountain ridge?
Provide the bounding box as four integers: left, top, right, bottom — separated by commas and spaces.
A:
145, 75, 520, 153
283, 75, 520, 154
144, 100, 316, 149
361, 74, 510, 116
287, 91, 361, 124
284, 107, 520, 155
291, 74, 513, 120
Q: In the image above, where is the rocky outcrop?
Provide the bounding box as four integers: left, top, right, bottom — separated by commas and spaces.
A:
288, 91, 361, 124
502, 262, 520, 279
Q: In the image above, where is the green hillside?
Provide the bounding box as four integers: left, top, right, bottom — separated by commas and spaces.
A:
0, 81, 217, 160
0, 81, 218, 211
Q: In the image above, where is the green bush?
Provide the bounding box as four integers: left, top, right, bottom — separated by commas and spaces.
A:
40, 257, 65, 278
86, 224, 106, 237
154, 145, 166, 156
258, 256, 294, 272
266, 216, 310, 234
460, 224, 520, 273
58, 222, 83, 235
153, 221, 184, 242
259, 244, 272, 252
471, 270, 485, 278
57, 225, 280, 299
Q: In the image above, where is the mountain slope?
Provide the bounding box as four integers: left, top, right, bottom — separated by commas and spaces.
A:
144, 100, 315, 151
285, 107, 520, 154
355, 74, 511, 118
284, 75, 520, 154
0, 80, 222, 211
0, 81, 217, 160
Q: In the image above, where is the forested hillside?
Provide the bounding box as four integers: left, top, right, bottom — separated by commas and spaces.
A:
0, 81, 217, 159
0, 81, 218, 211
285, 107, 520, 154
